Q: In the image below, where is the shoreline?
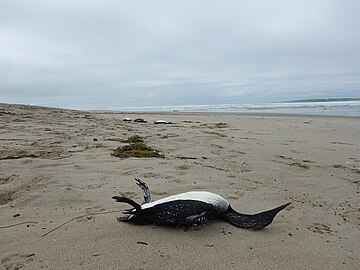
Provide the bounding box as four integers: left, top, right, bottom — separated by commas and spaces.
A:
92, 110, 360, 119
2, 102, 359, 118
0, 103, 359, 269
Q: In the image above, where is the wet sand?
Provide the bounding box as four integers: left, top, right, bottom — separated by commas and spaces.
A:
0, 103, 359, 269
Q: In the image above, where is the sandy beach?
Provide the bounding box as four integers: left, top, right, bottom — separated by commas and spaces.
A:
0, 103, 359, 270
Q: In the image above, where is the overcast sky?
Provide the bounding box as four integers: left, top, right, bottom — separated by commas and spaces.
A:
0, 0, 359, 109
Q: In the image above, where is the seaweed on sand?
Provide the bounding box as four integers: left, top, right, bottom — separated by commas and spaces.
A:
122, 134, 144, 144
113, 135, 164, 158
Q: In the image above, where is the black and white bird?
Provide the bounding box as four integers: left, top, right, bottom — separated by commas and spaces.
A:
112, 178, 290, 230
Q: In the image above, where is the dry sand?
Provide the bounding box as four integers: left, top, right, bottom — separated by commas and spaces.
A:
0, 103, 359, 270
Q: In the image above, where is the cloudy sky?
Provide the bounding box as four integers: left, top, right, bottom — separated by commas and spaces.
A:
0, 0, 359, 109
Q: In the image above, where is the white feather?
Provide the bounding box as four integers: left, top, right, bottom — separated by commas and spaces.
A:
141, 191, 229, 212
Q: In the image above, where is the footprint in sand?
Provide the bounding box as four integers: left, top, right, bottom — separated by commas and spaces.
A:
121, 191, 139, 199
0, 175, 16, 185
239, 161, 252, 172
122, 169, 139, 176
143, 172, 161, 178
166, 177, 184, 184
70, 183, 103, 190
1, 253, 35, 270
0, 192, 14, 205
85, 184, 103, 189
307, 223, 334, 234
342, 210, 360, 227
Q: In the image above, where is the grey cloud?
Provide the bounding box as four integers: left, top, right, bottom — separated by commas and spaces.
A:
0, 0, 359, 108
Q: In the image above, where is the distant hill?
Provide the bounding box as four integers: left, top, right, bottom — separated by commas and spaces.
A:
286, 98, 360, 103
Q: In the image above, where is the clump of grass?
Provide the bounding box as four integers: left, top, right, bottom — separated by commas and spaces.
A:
113, 135, 163, 158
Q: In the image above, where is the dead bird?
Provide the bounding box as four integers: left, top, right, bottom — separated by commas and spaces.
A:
112, 178, 290, 230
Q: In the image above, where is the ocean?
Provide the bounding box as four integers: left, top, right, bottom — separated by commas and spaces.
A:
114, 100, 360, 116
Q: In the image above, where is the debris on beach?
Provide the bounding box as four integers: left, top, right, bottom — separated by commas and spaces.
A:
175, 156, 197, 160
215, 122, 229, 128
134, 118, 147, 123
121, 134, 144, 144
123, 117, 132, 122
113, 144, 164, 158
154, 120, 173, 124
113, 135, 164, 158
